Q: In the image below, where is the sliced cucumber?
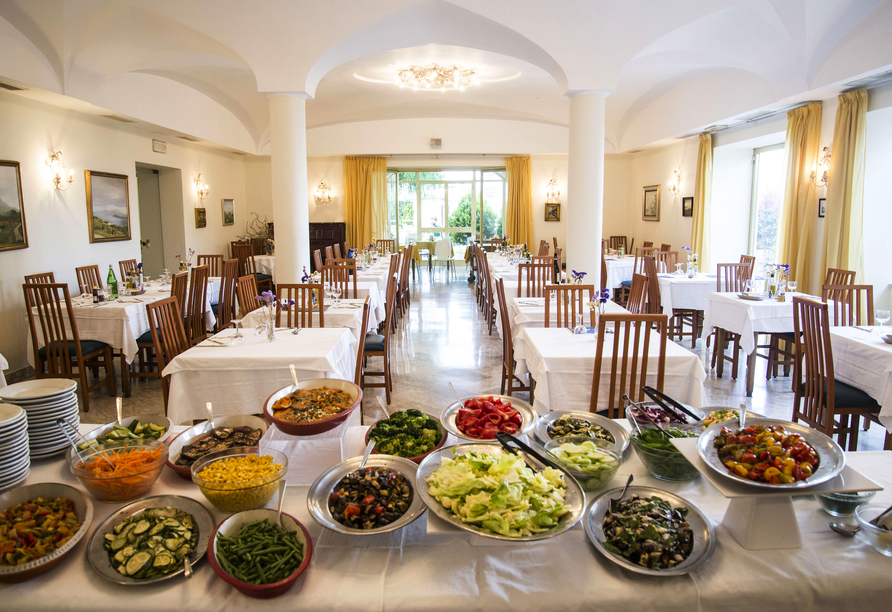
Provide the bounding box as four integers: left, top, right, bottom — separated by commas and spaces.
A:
125, 551, 152, 576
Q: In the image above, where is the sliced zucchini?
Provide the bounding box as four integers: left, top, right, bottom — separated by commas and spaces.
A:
133, 520, 151, 535
110, 536, 127, 551
149, 522, 165, 536
125, 551, 153, 576
162, 518, 181, 528
121, 546, 135, 559
164, 538, 182, 551
153, 553, 173, 568
104, 533, 116, 542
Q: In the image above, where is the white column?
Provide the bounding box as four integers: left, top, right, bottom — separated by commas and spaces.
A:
267, 93, 310, 285
566, 92, 606, 286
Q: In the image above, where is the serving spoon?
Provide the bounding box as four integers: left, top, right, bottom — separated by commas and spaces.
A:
359, 440, 376, 469
115, 396, 124, 426
447, 381, 460, 402
610, 474, 634, 513
289, 364, 300, 392
276, 479, 288, 528
829, 522, 860, 537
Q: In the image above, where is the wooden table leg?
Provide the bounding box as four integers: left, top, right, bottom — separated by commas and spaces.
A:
746, 349, 757, 397
716, 328, 725, 378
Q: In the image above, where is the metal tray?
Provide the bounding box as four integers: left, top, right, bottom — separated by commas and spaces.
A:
584, 486, 716, 576
307, 455, 426, 535
696, 417, 845, 490
87, 495, 215, 585
534, 411, 630, 451
441, 394, 537, 442
415, 442, 585, 542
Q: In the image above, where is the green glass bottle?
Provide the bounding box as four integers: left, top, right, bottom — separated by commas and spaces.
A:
106, 265, 118, 298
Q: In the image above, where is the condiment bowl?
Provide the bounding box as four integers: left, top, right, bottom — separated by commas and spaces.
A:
631, 435, 700, 482
816, 490, 877, 517
855, 503, 892, 557
207, 508, 313, 599
263, 378, 362, 436
363, 412, 448, 464
544, 436, 622, 492
0, 482, 94, 583
191, 447, 287, 513
70, 439, 168, 502
165, 414, 268, 480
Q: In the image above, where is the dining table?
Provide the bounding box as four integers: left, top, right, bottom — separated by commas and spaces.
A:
253, 254, 276, 283
604, 255, 636, 296
355, 257, 394, 294
8, 421, 892, 612
239, 298, 380, 343
162, 326, 357, 425
496, 295, 629, 344
658, 273, 717, 312
829, 326, 892, 434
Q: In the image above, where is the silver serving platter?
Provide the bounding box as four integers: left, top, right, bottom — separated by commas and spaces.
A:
584, 486, 716, 577
415, 442, 585, 542
696, 417, 845, 490
534, 411, 630, 452
442, 394, 537, 442
307, 455, 426, 535
87, 495, 215, 585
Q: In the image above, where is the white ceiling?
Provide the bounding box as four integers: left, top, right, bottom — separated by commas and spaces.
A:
1, 0, 892, 154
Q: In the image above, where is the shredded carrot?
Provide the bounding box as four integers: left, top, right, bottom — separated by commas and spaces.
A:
77, 447, 165, 476
75, 447, 166, 501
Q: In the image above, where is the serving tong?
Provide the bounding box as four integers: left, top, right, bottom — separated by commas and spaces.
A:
622, 394, 678, 438
56, 418, 115, 470
494, 431, 565, 474
641, 386, 701, 424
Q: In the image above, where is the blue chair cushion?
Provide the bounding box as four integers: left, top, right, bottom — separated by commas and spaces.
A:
211, 302, 219, 315
800, 380, 880, 409
136, 330, 154, 345
256, 273, 273, 282
38, 340, 109, 359
620, 280, 632, 288
364, 333, 385, 352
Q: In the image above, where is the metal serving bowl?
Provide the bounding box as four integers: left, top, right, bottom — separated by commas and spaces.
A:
441, 394, 537, 442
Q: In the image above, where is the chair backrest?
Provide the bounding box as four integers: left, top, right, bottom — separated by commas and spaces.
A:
609, 236, 626, 251
23, 283, 81, 376
353, 297, 371, 386
218, 259, 238, 328
825, 267, 856, 286
323, 258, 358, 299
251, 237, 264, 255
517, 262, 554, 297
632, 248, 657, 274
119, 259, 137, 281
545, 284, 594, 328
821, 284, 874, 326
333, 243, 343, 259
230, 240, 248, 258
660, 243, 671, 252
236, 274, 260, 315
379, 255, 401, 338
434, 239, 452, 259
491, 237, 505, 249
398, 249, 411, 295
25, 272, 55, 284
313, 249, 323, 272
600, 251, 608, 291
643, 256, 661, 315
494, 277, 517, 380
185, 265, 209, 345
538, 240, 550, 257
276, 284, 324, 329
739, 254, 756, 269
716, 263, 752, 292
627, 274, 648, 314
552, 236, 558, 251
654, 250, 678, 273
591, 313, 669, 418
146, 296, 190, 413
642, 241, 653, 248
553, 248, 563, 279
324, 245, 334, 262
530, 255, 552, 266
376, 239, 395, 253
170, 271, 188, 317
232, 244, 254, 277
75, 265, 102, 292
628, 238, 634, 255
793, 297, 837, 437
197, 255, 223, 277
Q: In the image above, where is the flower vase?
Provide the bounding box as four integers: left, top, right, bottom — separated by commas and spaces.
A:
265, 316, 276, 342
686, 262, 694, 279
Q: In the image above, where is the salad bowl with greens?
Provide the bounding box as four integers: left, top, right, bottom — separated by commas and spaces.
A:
365, 409, 447, 464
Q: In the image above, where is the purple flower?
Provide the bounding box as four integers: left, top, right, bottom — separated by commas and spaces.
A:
136, 262, 143, 270
598, 288, 610, 304
301, 266, 310, 283
571, 270, 587, 282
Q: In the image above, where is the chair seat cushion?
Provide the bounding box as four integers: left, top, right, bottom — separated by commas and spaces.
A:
800, 380, 881, 409
136, 330, 154, 345
364, 333, 385, 352
38, 340, 109, 359
256, 273, 273, 282
620, 280, 632, 288
210, 302, 219, 315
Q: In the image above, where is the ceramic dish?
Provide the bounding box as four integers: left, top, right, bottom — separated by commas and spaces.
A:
441, 394, 537, 442
165, 414, 268, 479
263, 379, 362, 436
534, 410, 630, 451
0, 379, 76, 402
363, 412, 448, 464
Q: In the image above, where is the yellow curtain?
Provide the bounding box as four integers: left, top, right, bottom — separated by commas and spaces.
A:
776, 102, 821, 294
505, 156, 533, 247
691, 133, 713, 271
820, 89, 868, 284
344, 156, 388, 249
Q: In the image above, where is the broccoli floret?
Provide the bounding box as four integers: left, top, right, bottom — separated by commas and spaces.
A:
423, 418, 439, 431
406, 408, 423, 418
388, 411, 408, 423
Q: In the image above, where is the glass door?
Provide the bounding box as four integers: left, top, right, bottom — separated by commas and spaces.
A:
748, 144, 786, 268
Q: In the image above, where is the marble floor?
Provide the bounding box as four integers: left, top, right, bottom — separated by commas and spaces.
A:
67, 263, 888, 451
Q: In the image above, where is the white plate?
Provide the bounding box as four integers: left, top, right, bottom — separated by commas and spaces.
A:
29, 445, 70, 459
0, 467, 29, 491
0, 464, 30, 488
0, 431, 28, 454
0, 403, 25, 426
0, 379, 77, 402
25, 406, 79, 426
0, 454, 30, 475
0, 420, 28, 439
19, 397, 78, 412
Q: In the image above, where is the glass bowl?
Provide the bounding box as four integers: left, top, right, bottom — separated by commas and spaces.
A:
70, 439, 168, 502
816, 491, 877, 517
855, 503, 892, 557
630, 435, 700, 482
544, 436, 622, 492
191, 447, 287, 513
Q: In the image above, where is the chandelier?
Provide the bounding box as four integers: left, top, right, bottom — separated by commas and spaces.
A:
397, 65, 476, 91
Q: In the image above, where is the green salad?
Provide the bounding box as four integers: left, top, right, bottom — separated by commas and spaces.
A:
426, 451, 568, 537
369, 409, 442, 458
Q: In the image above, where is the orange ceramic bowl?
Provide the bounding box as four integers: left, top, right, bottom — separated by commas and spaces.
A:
263, 379, 362, 436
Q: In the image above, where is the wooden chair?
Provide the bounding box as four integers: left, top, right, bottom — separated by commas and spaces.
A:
170, 271, 188, 318
660, 244, 671, 252
544, 284, 594, 328
600, 250, 608, 292
642, 241, 653, 248
25, 272, 55, 284
654, 250, 678, 273
251, 237, 264, 255
740, 254, 756, 269
230, 240, 249, 259
491, 237, 505, 250
197, 255, 223, 277
323, 259, 358, 299
517, 262, 553, 297
477, 249, 497, 334
376, 239, 395, 253
214, 259, 238, 330
236, 274, 260, 316
23, 283, 115, 412
822, 284, 874, 327
552, 236, 558, 251
627, 274, 648, 314
617, 248, 655, 305
232, 244, 254, 277
245, 254, 273, 292
793, 297, 881, 451
353, 297, 372, 410
398, 249, 412, 318
146, 297, 190, 414
333, 243, 343, 259
537, 240, 550, 257
324, 245, 334, 262
185, 265, 210, 346
495, 277, 531, 397
276, 284, 324, 329
825, 268, 856, 286
313, 249, 324, 272
609, 236, 627, 251
362, 260, 400, 403
591, 313, 668, 418
119, 259, 138, 282
627, 238, 635, 255
75, 265, 102, 292
710, 264, 752, 378
643, 256, 662, 316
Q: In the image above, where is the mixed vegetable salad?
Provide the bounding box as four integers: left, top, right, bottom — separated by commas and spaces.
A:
602, 495, 694, 570
0, 497, 81, 565
714, 424, 819, 484
368, 410, 442, 458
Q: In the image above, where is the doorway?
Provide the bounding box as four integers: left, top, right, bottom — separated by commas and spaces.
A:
136, 165, 165, 277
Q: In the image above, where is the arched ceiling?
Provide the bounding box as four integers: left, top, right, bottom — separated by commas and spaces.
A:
0, 0, 891, 154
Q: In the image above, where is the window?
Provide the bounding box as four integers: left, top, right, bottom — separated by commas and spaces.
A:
387, 169, 507, 246
748, 144, 786, 266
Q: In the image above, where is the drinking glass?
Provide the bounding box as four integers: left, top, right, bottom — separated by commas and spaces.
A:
787, 281, 797, 294
80, 285, 91, 305
333, 286, 342, 308
573, 313, 586, 335
675, 263, 683, 275
876, 309, 891, 335
229, 318, 245, 345
745, 280, 754, 295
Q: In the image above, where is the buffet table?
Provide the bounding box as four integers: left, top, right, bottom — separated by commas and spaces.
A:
5, 423, 892, 612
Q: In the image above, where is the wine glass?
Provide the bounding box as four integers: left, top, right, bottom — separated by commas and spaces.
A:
80, 284, 91, 305
675, 263, 683, 275
745, 280, 754, 295
573, 313, 586, 335
787, 281, 798, 295
332, 286, 342, 308
876, 309, 891, 335
229, 318, 245, 345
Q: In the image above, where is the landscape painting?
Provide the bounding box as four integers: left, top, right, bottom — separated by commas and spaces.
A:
222, 198, 234, 225
85, 170, 130, 243
0, 161, 27, 251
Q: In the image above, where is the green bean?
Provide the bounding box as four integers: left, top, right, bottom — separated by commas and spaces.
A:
216, 519, 304, 585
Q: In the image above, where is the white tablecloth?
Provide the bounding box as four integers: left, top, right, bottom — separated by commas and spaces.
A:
162, 327, 357, 424
604, 256, 635, 291
701, 292, 795, 355
240, 298, 380, 343
254, 254, 275, 283
498, 296, 628, 343
658, 274, 716, 312
0, 352, 7, 388
356, 258, 394, 294
830, 326, 892, 432
10, 423, 892, 612
515, 327, 706, 414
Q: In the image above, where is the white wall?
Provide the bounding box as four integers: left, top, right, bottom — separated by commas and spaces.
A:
863, 105, 892, 310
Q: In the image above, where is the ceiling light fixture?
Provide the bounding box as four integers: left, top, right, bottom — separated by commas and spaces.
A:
396, 64, 477, 91
315, 180, 331, 203
810, 146, 831, 187
545, 179, 561, 203
46, 151, 74, 191
194, 174, 209, 199
668, 170, 681, 196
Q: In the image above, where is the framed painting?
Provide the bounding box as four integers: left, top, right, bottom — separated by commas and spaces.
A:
642, 184, 661, 222
0, 160, 27, 251
818, 198, 826, 218
85, 170, 131, 243
682, 196, 693, 217
221, 198, 234, 226
195, 207, 207, 228
545, 203, 560, 222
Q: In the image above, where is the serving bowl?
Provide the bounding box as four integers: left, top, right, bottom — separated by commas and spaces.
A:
0, 482, 94, 583
364, 411, 448, 464
544, 436, 622, 492
191, 447, 287, 513
855, 503, 892, 557
816, 491, 877, 517
70, 439, 168, 502
534, 410, 630, 452
207, 508, 312, 598
66, 414, 173, 463
165, 414, 268, 480
441, 394, 537, 441
263, 378, 362, 436
631, 435, 700, 482
625, 402, 705, 432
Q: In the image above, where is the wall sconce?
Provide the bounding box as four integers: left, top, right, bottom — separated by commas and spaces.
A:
810, 146, 831, 187
667, 169, 681, 196
315, 180, 331, 203
194, 174, 209, 199
545, 179, 560, 203
46, 150, 74, 191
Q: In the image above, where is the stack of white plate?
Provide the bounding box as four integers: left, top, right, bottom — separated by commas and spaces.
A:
0, 403, 29, 490
0, 380, 79, 460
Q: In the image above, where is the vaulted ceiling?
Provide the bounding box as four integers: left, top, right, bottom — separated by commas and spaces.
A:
1, 0, 891, 154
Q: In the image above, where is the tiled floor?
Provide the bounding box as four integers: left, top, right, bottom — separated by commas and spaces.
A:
69, 265, 888, 450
